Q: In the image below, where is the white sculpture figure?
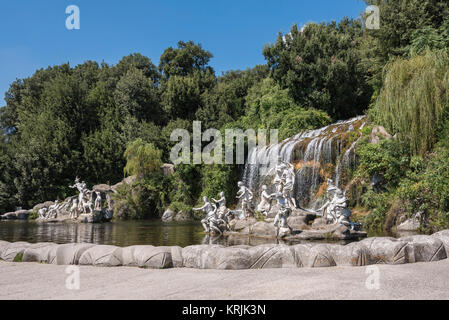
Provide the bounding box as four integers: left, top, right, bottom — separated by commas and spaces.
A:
317, 179, 339, 221
94, 191, 102, 210
46, 200, 60, 219
82, 192, 94, 214
38, 207, 48, 219
257, 185, 273, 216
282, 166, 296, 209
273, 193, 291, 237
236, 181, 254, 218
193, 196, 223, 234
212, 192, 227, 219
69, 199, 78, 220
316, 180, 359, 230
211, 192, 230, 229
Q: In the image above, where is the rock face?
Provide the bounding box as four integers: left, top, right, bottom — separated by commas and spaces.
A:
0, 210, 31, 220
2, 229, 449, 269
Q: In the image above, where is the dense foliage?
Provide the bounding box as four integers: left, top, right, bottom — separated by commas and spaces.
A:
1, 0, 448, 231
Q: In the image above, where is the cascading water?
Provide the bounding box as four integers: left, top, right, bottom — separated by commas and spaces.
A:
242, 116, 367, 208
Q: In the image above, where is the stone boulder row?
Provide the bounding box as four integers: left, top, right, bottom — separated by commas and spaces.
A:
292, 244, 336, 268
0, 241, 10, 257
126, 245, 173, 269
0, 242, 31, 261
47, 243, 96, 265
182, 245, 225, 269
79, 245, 123, 266
358, 237, 408, 264
400, 235, 447, 263
170, 246, 183, 268
22, 243, 59, 263
247, 244, 296, 269
329, 242, 370, 266
431, 230, 449, 256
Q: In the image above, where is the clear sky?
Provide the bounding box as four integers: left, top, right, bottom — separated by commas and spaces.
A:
0, 0, 367, 104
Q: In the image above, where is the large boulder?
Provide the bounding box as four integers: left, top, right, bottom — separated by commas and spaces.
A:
23, 243, 59, 263
128, 245, 173, 269
329, 242, 370, 266
400, 235, 447, 263
32, 201, 54, 212
431, 230, 449, 256
359, 237, 408, 264
182, 245, 224, 269
292, 244, 336, 267
397, 218, 420, 232
0, 242, 31, 261
47, 243, 96, 265
161, 209, 175, 222
248, 244, 296, 269
0, 241, 11, 257
170, 246, 183, 268
79, 245, 123, 266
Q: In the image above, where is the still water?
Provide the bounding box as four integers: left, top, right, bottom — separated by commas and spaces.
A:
0, 220, 207, 247
0, 220, 357, 247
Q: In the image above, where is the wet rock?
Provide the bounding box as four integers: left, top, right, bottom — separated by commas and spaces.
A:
79, 245, 123, 266
400, 235, 447, 263
287, 216, 308, 229
48, 243, 96, 265
161, 209, 175, 222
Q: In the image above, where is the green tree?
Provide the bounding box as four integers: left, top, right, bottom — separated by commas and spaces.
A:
123, 138, 163, 179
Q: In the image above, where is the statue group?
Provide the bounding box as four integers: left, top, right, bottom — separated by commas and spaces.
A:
194, 157, 360, 237
37, 177, 112, 221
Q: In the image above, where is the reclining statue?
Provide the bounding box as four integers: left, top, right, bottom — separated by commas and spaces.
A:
317, 179, 360, 230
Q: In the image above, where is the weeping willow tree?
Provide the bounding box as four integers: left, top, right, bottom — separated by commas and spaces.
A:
371, 50, 449, 155
123, 138, 163, 179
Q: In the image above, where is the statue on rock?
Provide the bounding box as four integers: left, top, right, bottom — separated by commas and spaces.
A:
193, 196, 225, 235
317, 179, 360, 230
273, 192, 292, 237
236, 181, 254, 218
212, 191, 230, 228
257, 185, 273, 216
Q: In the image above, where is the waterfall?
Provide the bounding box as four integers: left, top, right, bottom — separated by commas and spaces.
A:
242, 115, 367, 208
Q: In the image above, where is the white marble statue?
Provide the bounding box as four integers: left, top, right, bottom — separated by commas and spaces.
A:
69, 199, 79, 220
38, 207, 48, 219
193, 196, 223, 234
317, 179, 359, 230
257, 185, 273, 216
94, 191, 102, 210
236, 181, 254, 218
46, 200, 60, 219
273, 192, 291, 237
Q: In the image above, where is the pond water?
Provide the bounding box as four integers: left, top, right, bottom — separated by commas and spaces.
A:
0, 220, 409, 247
0, 220, 359, 247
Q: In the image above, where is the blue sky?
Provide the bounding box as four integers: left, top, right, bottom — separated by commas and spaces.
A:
0, 0, 367, 104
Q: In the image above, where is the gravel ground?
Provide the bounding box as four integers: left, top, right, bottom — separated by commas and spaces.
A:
1, 259, 449, 300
